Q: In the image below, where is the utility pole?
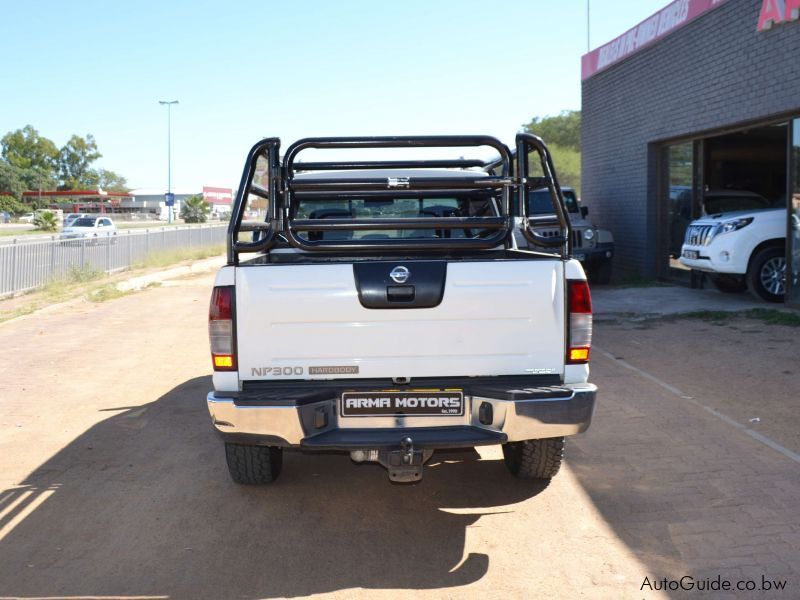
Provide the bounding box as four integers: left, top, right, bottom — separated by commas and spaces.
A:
587, 0, 591, 52
158, 100, 179, 223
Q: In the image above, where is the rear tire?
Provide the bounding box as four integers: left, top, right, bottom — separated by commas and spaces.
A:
747, 247, 786, 303
225, 443, 283, 484
710, 274, 747, 294
502, 437, 564, 480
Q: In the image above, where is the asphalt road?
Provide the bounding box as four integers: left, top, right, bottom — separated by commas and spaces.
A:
0, 274, 797, 599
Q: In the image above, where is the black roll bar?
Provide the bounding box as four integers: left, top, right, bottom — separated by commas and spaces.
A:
226, 134, 571, 261
280, 136, 513, 253
515, 133, 571, 257
227, 137, 281, 264
294, 159, 486, 171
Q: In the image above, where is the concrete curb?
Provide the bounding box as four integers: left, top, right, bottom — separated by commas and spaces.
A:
116, 256, 226, 291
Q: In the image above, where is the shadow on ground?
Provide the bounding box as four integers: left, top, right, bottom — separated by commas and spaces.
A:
0, 377, 546, 599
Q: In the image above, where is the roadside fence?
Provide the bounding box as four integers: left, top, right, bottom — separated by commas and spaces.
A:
0, 224, 227, 297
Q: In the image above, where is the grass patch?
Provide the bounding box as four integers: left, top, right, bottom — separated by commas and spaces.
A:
1, 244, 223, 324
646, 308, 800, 328
133, 243, 225, 269
88, 283, 130, 303
745, 308, 800, 327
0, 228, 50, 237
0, 303, 40, 322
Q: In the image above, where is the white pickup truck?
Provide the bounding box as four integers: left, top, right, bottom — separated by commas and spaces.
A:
206, 135, 597, 484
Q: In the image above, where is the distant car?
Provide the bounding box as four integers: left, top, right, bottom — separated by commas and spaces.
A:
63, 213, 91, 228
0, 211, 10, 224
60, 216, 117, 244
19, 212, 35, 223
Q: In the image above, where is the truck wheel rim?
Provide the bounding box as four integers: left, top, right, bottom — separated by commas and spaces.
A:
760, 256, 786, 296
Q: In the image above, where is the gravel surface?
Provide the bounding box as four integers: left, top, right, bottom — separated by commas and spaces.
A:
0, 274, 797, 599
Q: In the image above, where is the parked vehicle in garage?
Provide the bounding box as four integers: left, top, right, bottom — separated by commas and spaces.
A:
59, 216, 117, 244
679, 191, 786, 302
206, 134, 597, 485
522, 187, 615, 284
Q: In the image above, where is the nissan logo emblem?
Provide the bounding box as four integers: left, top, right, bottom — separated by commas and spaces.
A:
390, 265, 410, 284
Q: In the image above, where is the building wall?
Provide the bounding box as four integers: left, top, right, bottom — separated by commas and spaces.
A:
582, 0, 800, 278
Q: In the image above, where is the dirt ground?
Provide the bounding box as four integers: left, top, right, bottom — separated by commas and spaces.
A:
0, 274, 797, 599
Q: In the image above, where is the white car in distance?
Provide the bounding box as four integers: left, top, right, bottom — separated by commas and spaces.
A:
60, 216, 118, 244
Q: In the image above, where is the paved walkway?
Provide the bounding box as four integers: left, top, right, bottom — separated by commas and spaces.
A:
593, 284, 770, 320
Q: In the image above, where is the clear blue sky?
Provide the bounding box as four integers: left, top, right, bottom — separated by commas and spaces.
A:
0, 0, 670, 191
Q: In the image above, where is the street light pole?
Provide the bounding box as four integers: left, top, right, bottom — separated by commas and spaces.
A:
587, 0, 591, 52
158, 100, 179, 224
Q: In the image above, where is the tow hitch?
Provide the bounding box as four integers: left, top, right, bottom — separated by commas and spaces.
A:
350, 437, 433, 483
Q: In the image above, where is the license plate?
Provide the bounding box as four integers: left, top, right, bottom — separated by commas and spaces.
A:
683, 250, 699, 260
340, 390, 464, 417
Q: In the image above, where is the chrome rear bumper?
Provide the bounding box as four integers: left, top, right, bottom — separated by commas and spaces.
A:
208, 379, 596, 448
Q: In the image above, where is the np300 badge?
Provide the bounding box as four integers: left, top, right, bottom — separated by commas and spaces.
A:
390, 265, 410, 283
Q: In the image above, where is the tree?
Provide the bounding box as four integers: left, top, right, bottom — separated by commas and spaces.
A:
85, 168, 129, 192
1, 125, 60, 172
529, 144, 581, 194
0, 195, 26, 215
0, 162, 26, 199
521, 110, 581, 151
33, 210, 58, 232
181, 194, 210, 223
58, 134, 102, 190
522, 110, 582, 193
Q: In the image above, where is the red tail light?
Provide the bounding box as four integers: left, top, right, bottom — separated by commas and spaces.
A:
209, 286, 236, 371
567, 280, 592, 364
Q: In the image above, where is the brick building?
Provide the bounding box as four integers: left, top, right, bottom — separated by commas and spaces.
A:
581, 0, 800, 307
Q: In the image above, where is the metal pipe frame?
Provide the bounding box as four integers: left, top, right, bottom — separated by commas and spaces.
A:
227, 138, 281, 264
293, 159, 486, 171
227, 135, 570, 260
280, 136, 513, 253
515, 133, 571, 257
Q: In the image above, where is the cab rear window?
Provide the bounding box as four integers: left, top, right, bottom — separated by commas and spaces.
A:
295, 195, 497, 241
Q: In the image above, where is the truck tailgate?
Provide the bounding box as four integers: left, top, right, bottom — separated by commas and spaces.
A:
235, 260, 565, 381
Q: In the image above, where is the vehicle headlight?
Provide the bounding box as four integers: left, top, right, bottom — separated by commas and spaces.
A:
583, 228, 595, 241
716, 217, 753, 235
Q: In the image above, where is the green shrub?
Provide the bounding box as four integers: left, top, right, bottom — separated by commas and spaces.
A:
33, 210, 58, 231
181, 194, 210, 223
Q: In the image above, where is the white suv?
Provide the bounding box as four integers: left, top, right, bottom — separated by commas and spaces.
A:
679, 191, 786, 302
60, 216, 118, 244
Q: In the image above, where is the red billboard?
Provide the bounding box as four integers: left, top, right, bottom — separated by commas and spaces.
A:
581, 0, 728, 80
202, 186, 233, 205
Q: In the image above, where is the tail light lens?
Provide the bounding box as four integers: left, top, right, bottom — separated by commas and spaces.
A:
209, 286, 236, 371
567, 280, 592, 364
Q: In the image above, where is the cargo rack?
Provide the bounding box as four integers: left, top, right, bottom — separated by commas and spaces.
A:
227, 133, 571, 264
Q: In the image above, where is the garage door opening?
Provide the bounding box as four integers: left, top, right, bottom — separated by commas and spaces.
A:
661, 122, 790, 296
705, 125, 787, 212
